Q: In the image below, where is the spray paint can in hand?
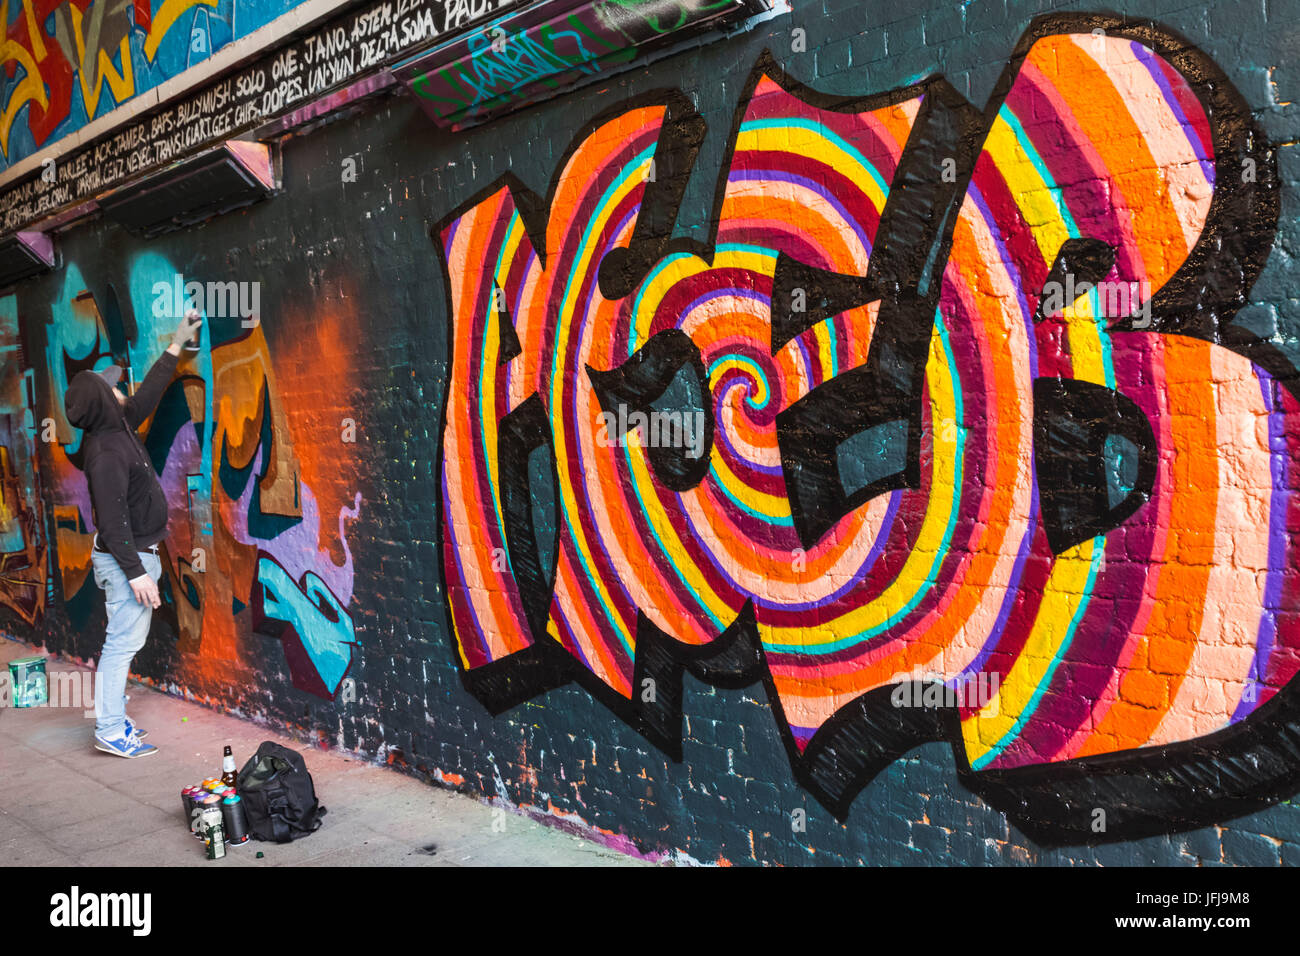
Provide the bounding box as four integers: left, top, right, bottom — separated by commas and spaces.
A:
221, 794, 250, 845
184, 312, 203, 353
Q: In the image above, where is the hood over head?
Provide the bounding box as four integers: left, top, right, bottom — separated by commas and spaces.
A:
64, 368, 126, 435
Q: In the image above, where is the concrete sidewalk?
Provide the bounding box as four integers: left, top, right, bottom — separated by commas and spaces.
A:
0, 638, 648, 866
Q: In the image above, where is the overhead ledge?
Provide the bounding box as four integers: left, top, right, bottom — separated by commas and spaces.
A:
394, 0, 768, 128
98, 141, 281, 240
0, 231, 57, 291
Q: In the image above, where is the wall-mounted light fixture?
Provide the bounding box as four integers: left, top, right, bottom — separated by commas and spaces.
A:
0, 231, 57, 290
99, 140, 280, 240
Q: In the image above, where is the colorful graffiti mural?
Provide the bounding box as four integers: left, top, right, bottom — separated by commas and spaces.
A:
0, 293, 46, 625
35, 256, 361, 698
436, 14, 1297, 843
0, 0, 313, 168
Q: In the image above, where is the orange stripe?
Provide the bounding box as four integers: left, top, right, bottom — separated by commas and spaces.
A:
545, 106, 666, 261
1079, 337, 1215, 754
769, 213, 1028, 700
720, 191, 866, 273
448, 196, 531, 656
555, 548, 632, 696
875, 98, 920, 159
1033, 37, 1189, 288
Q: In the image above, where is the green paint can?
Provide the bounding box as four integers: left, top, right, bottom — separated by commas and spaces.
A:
7, 656, 47, 708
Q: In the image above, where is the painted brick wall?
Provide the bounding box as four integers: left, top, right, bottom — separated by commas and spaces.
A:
6, 0, 1300, 865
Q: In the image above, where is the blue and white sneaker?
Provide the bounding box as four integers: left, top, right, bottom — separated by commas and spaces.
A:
94, 730, 158, 758
122, 716, 148, 740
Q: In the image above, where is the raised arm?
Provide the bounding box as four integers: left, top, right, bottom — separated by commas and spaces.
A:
123, 349, 179, 431
123, 312, 200, 430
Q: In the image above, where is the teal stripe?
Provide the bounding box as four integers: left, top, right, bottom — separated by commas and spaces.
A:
552, 145, 659, 657
764, 307, 963, 655
998, 105, 1115, 388
739, 118, 891, 199
480, 208, 521, 560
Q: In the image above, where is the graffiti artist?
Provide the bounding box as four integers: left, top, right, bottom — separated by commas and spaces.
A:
63, 311, 202, 759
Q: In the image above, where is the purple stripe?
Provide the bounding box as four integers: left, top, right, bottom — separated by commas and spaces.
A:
728, 167, 874, 263
710, 377, 779, 474
750, 493, 902, 615
792, 331, 817, 392
962, 479, 1040, 683
1130, 40, 1216, 185
441, 466, 493, 660
710, 380, 783, 478
942, 192, 1042, 681
1232, 366, 1287, 721
550, 596, 594, 672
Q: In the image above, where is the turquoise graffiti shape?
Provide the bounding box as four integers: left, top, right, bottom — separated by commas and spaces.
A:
257, 556, 356, 695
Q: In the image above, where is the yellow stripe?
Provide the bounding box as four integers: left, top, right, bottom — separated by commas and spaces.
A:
982, 116, 1071, 269
986, 114, 1109, 386
551, 158, 656, 652
814, 323, 835, 382
962, 540, 1095, 761
144, 0, 218, 61
757, 314, 959, 648
734, 126, 890, 214
1061, 292, 1107, 385
958, 118, 1111, 765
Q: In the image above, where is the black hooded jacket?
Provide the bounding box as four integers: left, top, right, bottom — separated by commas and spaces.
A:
64, 351, 178, 581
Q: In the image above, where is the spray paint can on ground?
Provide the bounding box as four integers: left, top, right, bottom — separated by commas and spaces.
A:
199, 799, 222, 838
204, 821, 226, 859
200, 803, 224, 857
222, 794, 250, 846
187, 788, 209, 838
7, 656, 47, 707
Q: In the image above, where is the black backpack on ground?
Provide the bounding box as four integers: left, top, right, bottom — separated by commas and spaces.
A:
236, 741, 327, 843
